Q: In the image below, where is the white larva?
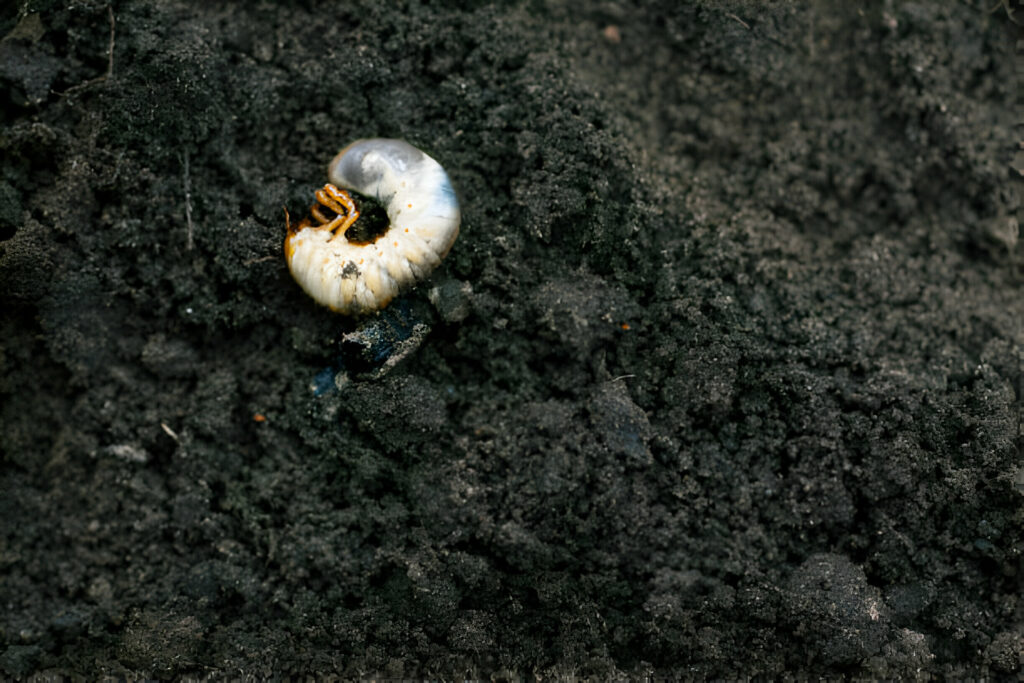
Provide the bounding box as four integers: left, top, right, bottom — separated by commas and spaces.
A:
284, 138, 461, 315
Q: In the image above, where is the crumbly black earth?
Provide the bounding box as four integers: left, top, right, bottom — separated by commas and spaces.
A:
1, 0, 1022, 678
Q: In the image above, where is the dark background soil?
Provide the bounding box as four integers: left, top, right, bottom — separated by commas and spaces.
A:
1, 0, 1022, 678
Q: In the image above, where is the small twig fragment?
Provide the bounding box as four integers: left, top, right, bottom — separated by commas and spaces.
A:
727, 12, 751, 30
160, 422, 179, 441
182, 151, 194, 251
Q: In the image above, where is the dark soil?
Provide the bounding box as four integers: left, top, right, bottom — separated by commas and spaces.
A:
2, 0, 1022, 678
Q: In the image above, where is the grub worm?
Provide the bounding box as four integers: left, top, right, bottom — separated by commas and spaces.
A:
285, 139, 461, 315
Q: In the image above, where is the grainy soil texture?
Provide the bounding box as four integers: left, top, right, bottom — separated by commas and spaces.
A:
2, 0, 1023, 678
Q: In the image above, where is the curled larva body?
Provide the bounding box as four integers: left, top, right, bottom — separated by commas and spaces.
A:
285, 139, 461, 315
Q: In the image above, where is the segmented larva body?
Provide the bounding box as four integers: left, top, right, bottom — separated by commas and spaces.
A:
285, 139, 461, 315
